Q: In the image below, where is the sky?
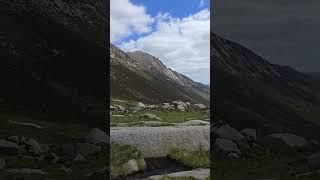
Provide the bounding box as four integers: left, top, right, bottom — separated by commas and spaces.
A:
110, 0, 210, 84
214, 0, 320, 73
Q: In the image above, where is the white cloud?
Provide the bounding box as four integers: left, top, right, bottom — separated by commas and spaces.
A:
110, 0, 154, 43
119, 9, 210, 84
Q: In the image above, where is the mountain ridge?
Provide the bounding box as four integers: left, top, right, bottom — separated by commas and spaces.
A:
110, 44, 210, 105
213, 33, 320, 139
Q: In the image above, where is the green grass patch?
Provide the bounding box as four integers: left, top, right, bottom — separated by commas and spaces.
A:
169, 148, 210, 168
212, 150, 318, 180
111, 109, 207, 126
110, 143, 144, 177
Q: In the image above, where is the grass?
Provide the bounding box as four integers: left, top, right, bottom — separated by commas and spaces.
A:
168, 147, 210, 169
212, 149, 320, 180
110, 143, 145, 177
0, 114, 90, 143
111, 108, 207, 127
0, 113, 108, 179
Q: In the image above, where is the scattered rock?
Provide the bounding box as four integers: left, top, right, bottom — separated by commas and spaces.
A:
241, 128, 257, 142
193, 104, 206, 109
162, 103, 174, 110
8, 120, 42, 129
0, 139, 21, 153
178, 120, 210, 126
148, 168, 210, 180
76, 143, 101, 156
0, 158, 6, 170
74, 154, 87, 162
124, 159, 139, 175
47, 153, 59, 163
60, 166, 72, 174
227, 152, 240, 159
295, 172, 314, 179
112, 114, 125, 117
172, 100, 188, 109
21, 137, 42, 155
214, 138, 240, 154
7, 136, 19, 144
6, 168, 47, 175
86, 128, 109, 145
215, 125, 249, 149
177, 104, 185, 111
264, 133, 308, 150
139, 113, 161, 121
136, 102, 146, 108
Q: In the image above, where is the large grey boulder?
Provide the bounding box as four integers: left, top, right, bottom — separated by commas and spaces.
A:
111, 126, 209, 157
139, 113, 161, 121
308, 152, 320, 169
21, 137, 42, 155
193, 104, 206, 109
74, 153, 87, 162
136, 102, 146, 108
148, 168, 210, 180
7, 136, 19, 144
177, 104, 185, 111
178, 120, 210, 126
162, 103, 174, 110
76, 143, 101, 156
263, 133, 308, 150
172, 100, 188, 109
241, 128, 257, 142
86, 128, 109, 145
215, 125, 249, 149
124, 159, 139, 175
214, 138, 240, 154
0, 139, 21, 153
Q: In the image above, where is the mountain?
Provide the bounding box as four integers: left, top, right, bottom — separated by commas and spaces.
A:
213, 33, 320, 139
110, 44, 210, 105
0, 0, 107, 127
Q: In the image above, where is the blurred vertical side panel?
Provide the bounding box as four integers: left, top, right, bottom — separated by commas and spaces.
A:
0, 0, 109, 179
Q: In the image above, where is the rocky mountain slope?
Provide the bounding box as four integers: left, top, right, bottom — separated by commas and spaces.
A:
0, 0, 107, 127
110, 44, 210, 105
213, 33, 320, 139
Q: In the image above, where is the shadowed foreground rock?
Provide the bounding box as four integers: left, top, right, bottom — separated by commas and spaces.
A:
111, 126, 210, 157
148, 168, 210, 180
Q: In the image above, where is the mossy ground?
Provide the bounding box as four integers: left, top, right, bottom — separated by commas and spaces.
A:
212, 148, 320, 180
0, 113, 108, 179
111, 107, 208, 127
169, 148, 210, 169
110, 143, 144, 177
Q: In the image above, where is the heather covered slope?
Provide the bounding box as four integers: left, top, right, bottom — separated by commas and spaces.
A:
0, 0, 107, 127
110, 44, 210, 105
213, 33, 320, 139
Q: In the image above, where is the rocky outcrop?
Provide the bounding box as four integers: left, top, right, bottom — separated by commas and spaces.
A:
110, 126, 209, 157
148, 168, 210, 180
263, 133, 308, 151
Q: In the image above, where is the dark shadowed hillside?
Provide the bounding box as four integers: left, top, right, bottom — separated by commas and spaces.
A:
110, 44, 210, 105
0, 0, 107, 127
213, 33, 320, 139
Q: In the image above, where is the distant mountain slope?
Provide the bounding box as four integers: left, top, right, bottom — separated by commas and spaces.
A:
213, 34, 320, 139
0, 0, 107, 127
110, 44, 210, 105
